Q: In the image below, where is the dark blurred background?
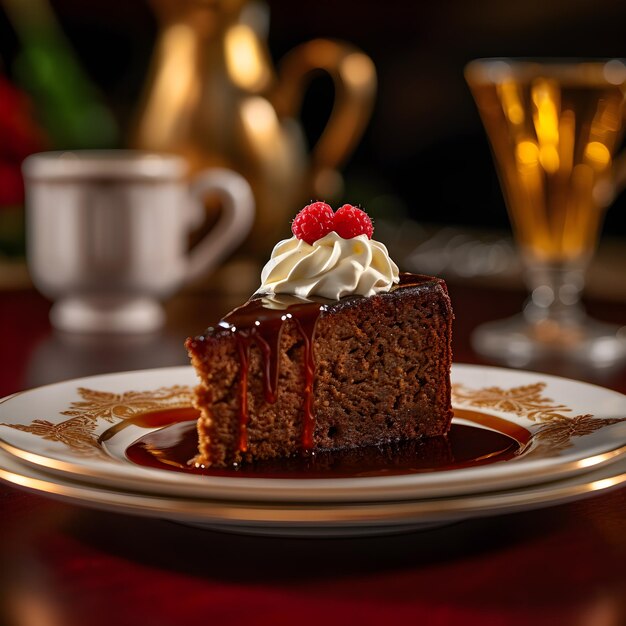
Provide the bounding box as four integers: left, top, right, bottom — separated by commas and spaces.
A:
1, 0, 626, 271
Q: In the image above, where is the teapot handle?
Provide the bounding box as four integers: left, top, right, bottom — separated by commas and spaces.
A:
273, 39, 376, 198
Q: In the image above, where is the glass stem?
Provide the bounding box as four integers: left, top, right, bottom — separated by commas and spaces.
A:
522, 262, 588, 328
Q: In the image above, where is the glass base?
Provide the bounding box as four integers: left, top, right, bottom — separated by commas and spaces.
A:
472, 314, 626, 371
50, 296, 165, 334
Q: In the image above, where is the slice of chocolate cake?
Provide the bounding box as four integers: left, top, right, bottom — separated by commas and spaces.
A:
186, 202, 453, 468
186, 273, 453, 468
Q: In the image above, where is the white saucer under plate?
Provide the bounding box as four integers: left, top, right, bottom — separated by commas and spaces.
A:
0, 364, 625, 505
1, 445, 625, 537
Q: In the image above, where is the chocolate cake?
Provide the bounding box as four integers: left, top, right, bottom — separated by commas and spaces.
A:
186, 273, 453, 468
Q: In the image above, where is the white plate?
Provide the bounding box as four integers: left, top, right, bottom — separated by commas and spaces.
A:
0, 365, 625, 503
1, 446, 624, 537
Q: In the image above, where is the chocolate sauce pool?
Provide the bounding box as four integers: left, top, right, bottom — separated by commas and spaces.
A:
123, 407, 529, 478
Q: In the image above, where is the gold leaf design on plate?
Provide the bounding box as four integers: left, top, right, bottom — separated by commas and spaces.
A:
530, 414, 626, 455
452, 381, 626, 457
452, 382, 571, 421
0, 385, 194, 456
1, 416, 102, 455
535, 414, 626, 446
61, 385, 194, 422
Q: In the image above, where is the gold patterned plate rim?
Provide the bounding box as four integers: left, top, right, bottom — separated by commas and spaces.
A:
0, 445, 625, 537
0, 364, 625, 503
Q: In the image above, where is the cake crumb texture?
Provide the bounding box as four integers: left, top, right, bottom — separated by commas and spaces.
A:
186, 277, 453, 468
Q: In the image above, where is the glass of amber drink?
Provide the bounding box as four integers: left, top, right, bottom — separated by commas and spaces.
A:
465, 58, 626, 367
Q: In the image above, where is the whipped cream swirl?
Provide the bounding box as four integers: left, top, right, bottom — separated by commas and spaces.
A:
257, 232, 399, 299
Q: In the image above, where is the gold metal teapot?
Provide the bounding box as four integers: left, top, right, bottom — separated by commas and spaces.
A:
132, 0, 376, 276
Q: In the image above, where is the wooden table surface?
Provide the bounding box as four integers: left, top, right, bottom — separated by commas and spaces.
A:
1, 284, 625, 626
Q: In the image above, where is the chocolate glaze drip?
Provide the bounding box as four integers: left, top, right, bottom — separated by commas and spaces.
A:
219, 296, 329, 451
210, 274, 438, 454
234, 336, 250, 451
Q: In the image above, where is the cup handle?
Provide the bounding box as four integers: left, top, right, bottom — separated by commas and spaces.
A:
185, 169, 255, 283
272, 39, 376, 197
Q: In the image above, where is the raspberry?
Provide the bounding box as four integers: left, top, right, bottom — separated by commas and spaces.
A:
291, 201, 335, 244
333, 204, 374, 239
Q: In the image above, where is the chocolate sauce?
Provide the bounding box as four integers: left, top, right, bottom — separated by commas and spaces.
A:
219, 295, 328, 451
210, 274, 437, 454
124, 407, 528, 478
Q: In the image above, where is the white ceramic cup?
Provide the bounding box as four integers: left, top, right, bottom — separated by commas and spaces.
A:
23, 151, 255, 333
